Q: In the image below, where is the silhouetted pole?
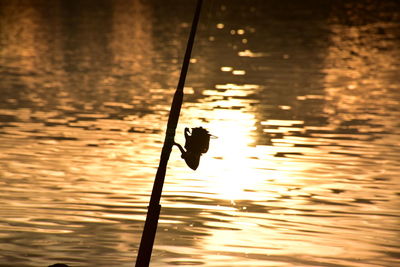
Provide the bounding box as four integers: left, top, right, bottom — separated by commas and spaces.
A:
135, 1, 203, 266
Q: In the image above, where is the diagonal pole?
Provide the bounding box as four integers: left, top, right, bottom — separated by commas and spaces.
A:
135, 1, 203, 266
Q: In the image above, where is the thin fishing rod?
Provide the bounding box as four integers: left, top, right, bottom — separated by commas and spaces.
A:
135, 0, 203, 266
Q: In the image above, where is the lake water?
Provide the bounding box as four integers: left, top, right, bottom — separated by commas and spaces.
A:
1, 0, 400, 266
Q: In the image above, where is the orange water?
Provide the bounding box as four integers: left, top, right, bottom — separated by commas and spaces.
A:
0, 1, 399, 266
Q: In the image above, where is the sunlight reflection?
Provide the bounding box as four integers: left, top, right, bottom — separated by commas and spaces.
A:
181, 95, 266, 201
1, 1, 400, 266
323, 23, 400, 131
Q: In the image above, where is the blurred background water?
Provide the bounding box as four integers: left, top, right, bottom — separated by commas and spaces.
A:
1, 0, 400, 266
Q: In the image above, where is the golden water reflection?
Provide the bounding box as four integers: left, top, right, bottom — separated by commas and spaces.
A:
1, 0, 400, 267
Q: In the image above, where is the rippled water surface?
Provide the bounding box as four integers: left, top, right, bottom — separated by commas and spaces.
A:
1, 0, 400, 266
